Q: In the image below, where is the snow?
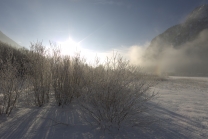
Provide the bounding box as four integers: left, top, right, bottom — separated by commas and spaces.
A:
0, 76, 208, 139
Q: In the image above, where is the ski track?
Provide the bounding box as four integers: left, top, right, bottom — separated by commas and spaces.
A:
0, 76, 207, 139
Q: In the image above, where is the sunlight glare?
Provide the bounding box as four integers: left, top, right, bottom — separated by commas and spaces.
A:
56, 36, 107, 64
57, 37, 79, 56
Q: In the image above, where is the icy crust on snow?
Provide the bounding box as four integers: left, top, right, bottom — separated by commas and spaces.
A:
0, 76, 208, 139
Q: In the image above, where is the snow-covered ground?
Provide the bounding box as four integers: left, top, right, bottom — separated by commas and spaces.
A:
0, 76, 208, 139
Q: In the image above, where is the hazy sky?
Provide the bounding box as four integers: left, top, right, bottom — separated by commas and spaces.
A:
1, 0, 208, 52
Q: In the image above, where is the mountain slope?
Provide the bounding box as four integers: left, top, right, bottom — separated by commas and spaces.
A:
0, 31, 21, 48
144, 4, 208, 76
148, 4, 208, 51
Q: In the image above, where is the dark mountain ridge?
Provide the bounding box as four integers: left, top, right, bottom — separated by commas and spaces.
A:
149, 4, 208, 50
144, 4, 208, 76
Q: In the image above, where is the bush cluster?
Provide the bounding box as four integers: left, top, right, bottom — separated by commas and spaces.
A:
0, 41, 157, 130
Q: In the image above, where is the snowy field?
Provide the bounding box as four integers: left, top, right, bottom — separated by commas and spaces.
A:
0, 76, 208, 139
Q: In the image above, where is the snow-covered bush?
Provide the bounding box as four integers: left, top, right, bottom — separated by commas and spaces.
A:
51, 55, 74, 106
79, 54, 157, 130
51, 45, 86, 106
0, 50, 25, 116
27, 42, 52, 107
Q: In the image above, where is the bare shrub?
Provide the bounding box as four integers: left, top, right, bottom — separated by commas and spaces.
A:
27, 42, 51, 107
0, 50, 25, 116
51, 44, 86, 106
79, 54, 157, 130
71, 53, 86, 98
51, 55, 73, 106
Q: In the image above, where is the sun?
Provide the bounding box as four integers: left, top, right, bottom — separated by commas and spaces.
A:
56, 36, 101, 64
56, 37, 80, 56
